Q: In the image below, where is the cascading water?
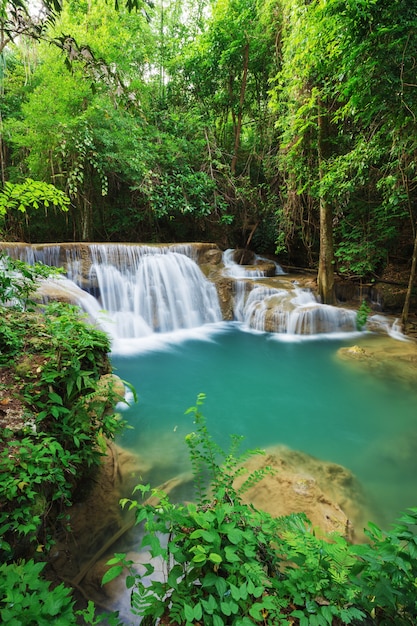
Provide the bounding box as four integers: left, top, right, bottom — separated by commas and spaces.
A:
2, 243, 223, 342
223, 248, 285, 278
2, 242, 378, 337
86, 249, 222, 338
224, 248, 359, 335
237, 283, 358, 335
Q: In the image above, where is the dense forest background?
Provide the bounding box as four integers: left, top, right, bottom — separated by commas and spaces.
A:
1, 0, 416, 296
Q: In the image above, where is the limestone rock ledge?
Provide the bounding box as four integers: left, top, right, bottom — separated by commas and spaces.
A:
337, 335, 417, 387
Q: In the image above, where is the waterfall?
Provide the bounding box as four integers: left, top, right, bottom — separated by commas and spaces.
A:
234, 282, 358, 336
86, 249, 222, 338
223, 248, 285, 278
2, 243, 223, 341
1, 242, 377, 338
222, 250, 359, 335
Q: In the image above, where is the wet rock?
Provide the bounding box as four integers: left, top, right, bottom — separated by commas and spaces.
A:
234, 445, 371, 542
337, 335, 417, 387
233, 248, 256, 265
213, 276, 235, 320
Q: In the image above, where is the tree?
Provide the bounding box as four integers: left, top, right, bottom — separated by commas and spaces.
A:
272, 0, 341, 302
167, 0, 282, 249
0, 179, 70, 239
1, 0, 156, 241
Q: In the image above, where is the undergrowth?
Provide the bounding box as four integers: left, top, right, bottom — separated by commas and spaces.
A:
105, 394, 417, 625
0, 253, 124, 624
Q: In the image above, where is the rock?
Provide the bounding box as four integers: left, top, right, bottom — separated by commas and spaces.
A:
243, 261, 277, 277
233, 248, 256, 265
213, 276, 235, 320
337, 335, 417, 387
234, 445, 371, 542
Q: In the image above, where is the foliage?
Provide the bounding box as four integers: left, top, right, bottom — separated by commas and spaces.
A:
0, 252, 127, 624
269, 0, 417, 275
356, 300, 371, 332
0, 178, 70, 216
352, 511, 417, 624
102, 395, 415, 624
0, 558, 122, 625
0, 254, 125, 562
0, 251, 62, 310
0, 179, 70, 239
1, 0, 417, 269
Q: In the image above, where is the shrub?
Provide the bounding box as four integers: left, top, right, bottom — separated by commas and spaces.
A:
104, 396, 369, 625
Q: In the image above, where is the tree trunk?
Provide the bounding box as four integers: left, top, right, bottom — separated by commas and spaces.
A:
231, 41, 249, 176
401, 222, 417, 331
317, 98, 335, 304
317, 195, 335, 304
79, 194, 92, 241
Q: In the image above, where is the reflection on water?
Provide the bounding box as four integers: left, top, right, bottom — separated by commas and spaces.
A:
111, 324, 417, 528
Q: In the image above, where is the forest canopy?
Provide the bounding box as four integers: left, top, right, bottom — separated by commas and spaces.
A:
1, 0, 416, 296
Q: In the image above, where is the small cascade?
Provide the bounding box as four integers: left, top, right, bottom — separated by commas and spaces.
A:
2, 244, 62, 267
86, 249, 222, 338
234, 282, 358, 335
223, 248, 285, 278
1, 243, 223, 341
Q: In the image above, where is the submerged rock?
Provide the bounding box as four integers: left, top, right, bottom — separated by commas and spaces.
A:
234, 445, 372, 542
337, 335, 417, 387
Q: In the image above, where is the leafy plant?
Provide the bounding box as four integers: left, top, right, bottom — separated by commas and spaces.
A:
0, 559, 122, 625
0, 179, 70, 216
356, 300, 371, 331
0, 433, 76, 558
0, 254, 128, 625
0, 251, 63, 311
352, 509, 417, 624
104, 396, 373, 625
0, 256, 126, 562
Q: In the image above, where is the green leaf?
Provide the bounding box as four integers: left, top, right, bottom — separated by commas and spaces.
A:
215, 577, 227, 597
102, 565, 123, 585
220, 601, 232, 616
184, 604, 195, 622
224, 546, 241, 563
209, 552, 222, 564
192, 553, 207, 563
227, 528, 244, 544
48, 392, 63, 404
194, 603, 203, 620
126, 575, 136, 589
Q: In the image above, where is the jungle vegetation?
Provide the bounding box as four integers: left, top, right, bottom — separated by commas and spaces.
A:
1, 0, 417, 307
2, 0, 417, 623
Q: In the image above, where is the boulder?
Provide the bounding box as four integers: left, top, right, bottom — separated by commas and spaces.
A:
337, 335, 417, 388
234, 445, 372, 542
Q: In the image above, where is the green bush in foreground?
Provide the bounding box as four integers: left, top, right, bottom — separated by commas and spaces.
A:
0, 253, 124, 625
0, 254, 126, 560
105, 395, 417, 625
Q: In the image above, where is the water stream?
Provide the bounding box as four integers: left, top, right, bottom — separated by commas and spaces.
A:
3, 242, 415, 526
112, 324, 417, 529
4, 242, 417, 621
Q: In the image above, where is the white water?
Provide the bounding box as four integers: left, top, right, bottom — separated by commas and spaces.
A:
1, 243, 223, 341
87, 251, 221, 338
223, 248, 285, 278
71, 246, 222, 340
231, 280, 358, 336
1, 243, 389, 339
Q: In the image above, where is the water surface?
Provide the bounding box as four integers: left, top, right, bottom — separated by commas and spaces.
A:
112, 324, 417, 528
